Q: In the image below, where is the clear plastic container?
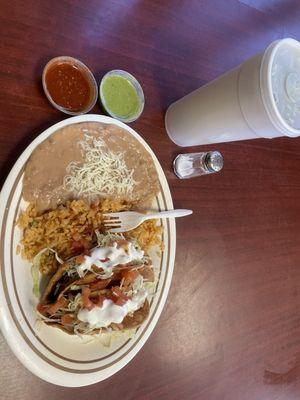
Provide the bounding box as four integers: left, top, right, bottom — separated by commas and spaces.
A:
42, 56, 98, 116
99, 70, 144, 123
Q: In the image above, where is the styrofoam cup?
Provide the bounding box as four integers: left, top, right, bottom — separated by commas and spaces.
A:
165, 38, 300, 146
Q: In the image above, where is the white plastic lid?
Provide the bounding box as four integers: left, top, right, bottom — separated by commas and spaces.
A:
260, 38, 300, 138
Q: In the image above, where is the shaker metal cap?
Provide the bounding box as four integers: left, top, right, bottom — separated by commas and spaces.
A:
205, 151, 224, 172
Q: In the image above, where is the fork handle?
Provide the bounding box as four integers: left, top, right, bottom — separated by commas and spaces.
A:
142, 209, 193, 221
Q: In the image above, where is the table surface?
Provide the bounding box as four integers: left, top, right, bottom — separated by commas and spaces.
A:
2, 1, 300, 399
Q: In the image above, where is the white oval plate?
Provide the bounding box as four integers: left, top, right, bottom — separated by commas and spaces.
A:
0, 115, 175, 387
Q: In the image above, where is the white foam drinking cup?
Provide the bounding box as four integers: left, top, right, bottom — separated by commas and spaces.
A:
165, 38, 300, 146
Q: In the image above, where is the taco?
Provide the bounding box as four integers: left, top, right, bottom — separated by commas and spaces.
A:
37, 236, 154, 335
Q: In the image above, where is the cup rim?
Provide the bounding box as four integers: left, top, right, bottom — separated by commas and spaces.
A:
261, 38, 300, 137
99, 69, 145, 123
42, 56, 98, 116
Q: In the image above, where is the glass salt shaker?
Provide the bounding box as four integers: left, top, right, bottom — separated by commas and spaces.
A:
173, 151, 223, 179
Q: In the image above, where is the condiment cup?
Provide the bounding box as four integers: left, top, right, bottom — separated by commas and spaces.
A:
99, 69, 145, 123
42, 56, 98, 115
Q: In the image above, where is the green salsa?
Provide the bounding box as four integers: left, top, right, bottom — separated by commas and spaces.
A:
101, 75, 141, 119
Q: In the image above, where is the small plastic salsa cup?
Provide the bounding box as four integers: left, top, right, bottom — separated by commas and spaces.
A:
42, 56, 98, 115
99, 70, 144, 123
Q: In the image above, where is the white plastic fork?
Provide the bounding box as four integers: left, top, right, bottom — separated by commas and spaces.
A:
103, 209, 193, 232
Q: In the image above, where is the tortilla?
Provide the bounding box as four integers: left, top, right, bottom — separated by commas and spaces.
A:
122, 299, 150, 329
40, 262, 70, 303
39, 246, 152, 336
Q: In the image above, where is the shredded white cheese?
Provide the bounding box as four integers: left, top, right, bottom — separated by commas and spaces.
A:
63, 134, 136, 197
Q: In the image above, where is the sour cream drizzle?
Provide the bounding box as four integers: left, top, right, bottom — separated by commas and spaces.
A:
76, 241, 144, 278
77, 288, 148, 328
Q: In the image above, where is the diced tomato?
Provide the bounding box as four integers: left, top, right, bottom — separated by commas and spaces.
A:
71, 239, 89, 255
89, 279, 110, 290
122, 269, 139, 283
37, 302, 47, 315
71, 240, 84, 254
111, 286, 125, 297
61, 314, 74, 326
114, 297, 128, 306
47, 296, 69, 316
91, 295, 105, 308
96, 295, 105, 307
76, 255, 85, 264
81, 287, 95, 310
111, 286, 129, 306
100, 257, 110, 263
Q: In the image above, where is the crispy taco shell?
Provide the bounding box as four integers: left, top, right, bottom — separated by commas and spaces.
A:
45, 299, 150, 335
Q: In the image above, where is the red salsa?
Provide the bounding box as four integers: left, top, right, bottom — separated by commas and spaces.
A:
45, 63, 93, 112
